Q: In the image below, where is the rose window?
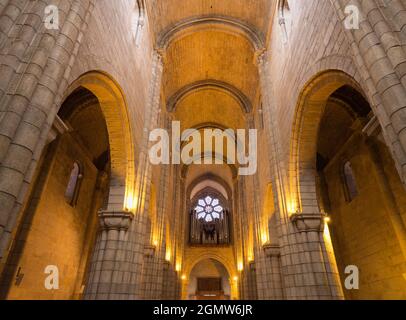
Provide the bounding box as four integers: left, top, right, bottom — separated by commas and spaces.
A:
195, 196, 223, 222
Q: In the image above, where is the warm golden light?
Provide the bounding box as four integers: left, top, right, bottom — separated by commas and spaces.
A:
233, 276, 238, 282
165, 250, 171, 262
286, 199, 298, 216
323, 222, 331, 240
124, 191, 138, 213
181, 274, 187, 281
176, 262, 182, 272
261, 232, 269, 245
237, 261, 244, 272
324, 216, 331, 223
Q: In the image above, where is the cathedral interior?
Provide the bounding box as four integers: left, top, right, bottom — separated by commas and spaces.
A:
0, 0, 406, 300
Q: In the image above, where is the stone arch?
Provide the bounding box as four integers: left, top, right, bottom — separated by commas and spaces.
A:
167, 80, 252, 113
188, 174, 233, 201
63, 71, 135, 212
289, 70, 368, 214
157, 16, 264, 51
185, 254, 236, 280
180, 153, 239, 180
183, 254, 238, 300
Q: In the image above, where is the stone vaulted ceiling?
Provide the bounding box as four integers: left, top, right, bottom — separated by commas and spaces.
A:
146, 0, 276, 189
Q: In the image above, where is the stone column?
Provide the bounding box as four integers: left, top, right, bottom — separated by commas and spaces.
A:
144, 115, 172, 299
130, 50, 165, 299
330, 0, 406, 187
260, 245, 284, 299
0, 0, 94, 266
84, 211, 133, 300
257, 51, 343, 299
289, 213, 343, 299
242, 261, 257, 300
83, 50, 164, 300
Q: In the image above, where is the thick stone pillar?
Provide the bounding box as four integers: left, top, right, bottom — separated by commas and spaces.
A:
257, 51, 343, 299
162, 261, 178, 299
262, 244, 284, 299
83, 50, 164, 300
0, 0, 94, 264
241, 261, 257, 300
84, 211, 133, 300
142, 160, 170, 299
330, 0, 406, 187
289, 213, 343, 299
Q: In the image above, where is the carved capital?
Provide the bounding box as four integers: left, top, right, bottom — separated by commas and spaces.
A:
290, 212, 326, 232
144, 245, 156, 257
163, 261, 171, 270
263, 244, 281, 257
98, 210, 133, 231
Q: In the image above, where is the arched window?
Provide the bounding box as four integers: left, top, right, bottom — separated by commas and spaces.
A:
65, 161, 83, 206
342, 161, 358, 202
190, 194, 230, 245
278, 0, 290, 44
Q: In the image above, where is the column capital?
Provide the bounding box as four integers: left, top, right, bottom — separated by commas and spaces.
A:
144, 244, 156, 257
263, 244, 281, 257
290, 212, 326, 232
98, 210, 133, 231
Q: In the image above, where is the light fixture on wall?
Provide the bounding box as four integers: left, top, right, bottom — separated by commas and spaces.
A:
237, 261, 244, 272
176, 262, 182, 272
261, 231, 269, 245
286, 199, 298, 217
124, 191, 138, 213
165, 249, 171, 262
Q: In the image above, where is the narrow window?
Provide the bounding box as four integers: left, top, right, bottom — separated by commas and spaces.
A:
343, 161, 358, 201
65, 162, 83, 206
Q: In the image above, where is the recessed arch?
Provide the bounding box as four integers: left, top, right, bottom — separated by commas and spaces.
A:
167, 79, 252, 113
184, 253, 237, 285
157, 16, 265, 51
181, 152, 239, 180
175, 123, 243, 152
289, 70, 370, 213
188, 173, 233, 201
183, 254, 239, 300
63, 71, 135, 212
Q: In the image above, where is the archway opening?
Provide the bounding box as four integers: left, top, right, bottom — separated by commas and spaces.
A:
1, 87, 111, 299
187, 258, 231, 300
315, 84, 406, 299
